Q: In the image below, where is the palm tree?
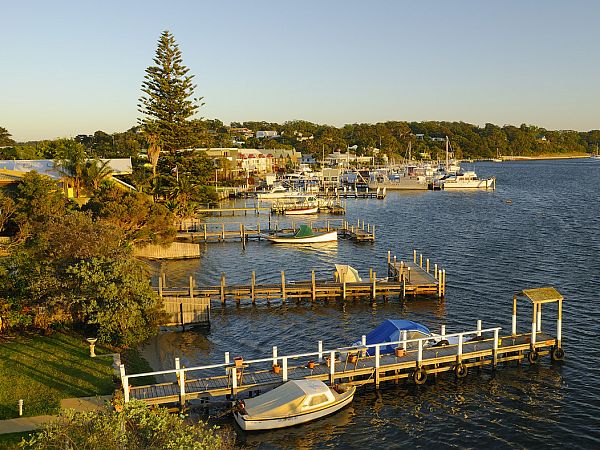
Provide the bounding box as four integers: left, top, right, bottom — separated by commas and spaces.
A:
84, 159, 113, 192
54, 140, 87, 197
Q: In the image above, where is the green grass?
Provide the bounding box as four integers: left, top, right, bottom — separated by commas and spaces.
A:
0, 332, 115, 420
0, 431, 32, 449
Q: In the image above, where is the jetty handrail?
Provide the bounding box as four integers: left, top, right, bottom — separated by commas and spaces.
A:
122, 326, 502, 381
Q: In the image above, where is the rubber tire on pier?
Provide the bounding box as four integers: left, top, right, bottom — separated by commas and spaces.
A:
454, 363, 468, 379
413, 368, 428, 385
551, 346, 565, 362
527, 350, 540, 364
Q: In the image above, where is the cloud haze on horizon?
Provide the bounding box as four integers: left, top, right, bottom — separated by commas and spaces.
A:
1, 0, 599, 141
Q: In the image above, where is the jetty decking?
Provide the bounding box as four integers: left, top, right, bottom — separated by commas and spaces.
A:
175, 218, 376, 243
120, 287, 565, 408
156, 250, 445, 306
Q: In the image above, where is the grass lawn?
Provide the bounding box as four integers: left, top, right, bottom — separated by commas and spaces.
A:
0, 332, 115, 420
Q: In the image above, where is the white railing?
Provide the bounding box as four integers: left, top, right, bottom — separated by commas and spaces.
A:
120, 325, 502, 402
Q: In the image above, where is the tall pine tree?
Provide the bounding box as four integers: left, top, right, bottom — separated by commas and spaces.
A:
138, 31, 202, 153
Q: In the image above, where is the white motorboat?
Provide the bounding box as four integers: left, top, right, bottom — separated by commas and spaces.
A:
284, 206, 319, 215
437, 171, 496, 189
266, 225, 337, 244
257, 185, 303, 200
234, 379, 355, 431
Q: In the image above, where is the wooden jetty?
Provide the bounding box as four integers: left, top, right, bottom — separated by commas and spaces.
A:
318, 186, 386, 199
158, 275, 211, 329
156, 250, 445, 305
119, 287, 565, 408
175, 218, 376, 244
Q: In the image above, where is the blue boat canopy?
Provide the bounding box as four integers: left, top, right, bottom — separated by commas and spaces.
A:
355, 319, 432, 355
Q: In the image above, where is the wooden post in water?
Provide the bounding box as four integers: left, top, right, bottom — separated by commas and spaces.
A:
220, 273, 226, 305
257, 222, 261, 240
329, 350, 336, 384
437, 270, 442, 297
372, 225, 375, 240
281, 271, 286, 302
493, 329, 499, 367
369, 268, 373, 282
434, 264, 438, 279
221, 223, 225, 241
442, 269, 446, 296
318, 341, 323, 362
311, 270, 316, 302
420, 254, 423, 268
413, 250, 417, 263
426, 259, 430, 273
374, 345, 380, 388
371, 272, 377, 301
203, 223, 207, 242
251, 271, 256, 304
241, 224, 246, 250
512, 294, 518, 335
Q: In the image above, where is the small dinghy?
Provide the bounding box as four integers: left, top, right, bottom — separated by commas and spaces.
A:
266, 224, 337, 244
234, 379, 355, 431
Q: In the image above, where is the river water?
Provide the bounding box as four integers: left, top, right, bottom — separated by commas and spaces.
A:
145, 159, 600, 449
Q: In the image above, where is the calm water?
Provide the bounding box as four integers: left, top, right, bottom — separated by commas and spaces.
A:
146, 159, 600, 449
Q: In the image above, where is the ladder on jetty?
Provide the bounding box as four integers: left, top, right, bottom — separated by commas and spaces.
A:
157, 250, 445, 305
176, 218, 376, 243
120, 287, 565, 408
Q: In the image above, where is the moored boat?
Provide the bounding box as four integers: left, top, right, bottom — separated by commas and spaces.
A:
257, 185, 303, 200
436, 171, 495, 189
234, 379, 355, 431
266, 225, 337, 243
284, 206, 319, 215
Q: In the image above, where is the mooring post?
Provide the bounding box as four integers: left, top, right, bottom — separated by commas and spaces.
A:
437, 270, 442, 297
434, 263, 438, 279
407, 267, 411, 282
457, 334, 463, 363
512, 294, 517, 335
361, 335, 367, 346
442, 269, 446, 296
420, 254, 423, 268
251, 271, 256, 304
318, 341, 323, 362
203, 223, 207, 242
375, 344, 381, 388
402, 330, 408, 351
329, 350, 336, 384
221, 223, 225, 241
281, 270, 286, 302
311, 270, 316, 302
371, 271, 377, 301
402, 277, 406, 299
537, 304, 542, 332
557, 299, 563, 348
342, 277, 347, 301
372, 225, 375, 240
282, 357, 288, 382
120, 364, 129, 403
387, 251, 391, 265
413, 249, 417, 263
220, 273, 226, 305
477, 320, 482, 337
441, 325, 446, 338
417, 340, 423, 367
231, 367, 237, 395
242, 224, 246, 249
426, 259, 430, 273
531, 303, 537, 348
369, 268, 373, 282
257, 222, 261, 240
493, 329, 499, 367
272, 346, 278, 367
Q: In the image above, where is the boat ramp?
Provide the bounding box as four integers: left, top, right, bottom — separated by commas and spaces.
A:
120, 288, 565, 410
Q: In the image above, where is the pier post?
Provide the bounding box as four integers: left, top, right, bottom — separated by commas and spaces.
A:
413, 250, 417, 263
311, 270, 316, 302
438, 270, 442, 297
493, 329, 499, 367
477, 320, 482, 337
203, 223, 207, 241
282, 357, 288, 382
272, 346, 278, 366
375, 345, 381, 388
158, 276, 163, 298
231, 367, 237, 394
407, 267, 411, 282
361, 335, 367, 346
441, 325, 446, 338
557, 299, 563, 348
426, 259, 430, 273
512, 294, 517, 335
371, 272, 377, 301
372, 225, 375, 240
442, 269, 446, 296
120, 365, 129, 403
457, 334, 463, 363
402, 330, 407, 351
434, 264, 438, 279
417, 340, 423, 367
537, 304, 542, 332
402, 277, 406, 299
224, 352, 230, 375
387, 251, 391, 265
221, 223, 225, 241
318, 341, 323, 362
281, 271, 286, 302
420, 254, 423, 268
369, 268, 373, 282
531, 303, 537, 348
251, 271, 256, 304
342, 278, 347, 301
257, 222, 261, 240
220, 273, 226, 305
329, 350, 336, 384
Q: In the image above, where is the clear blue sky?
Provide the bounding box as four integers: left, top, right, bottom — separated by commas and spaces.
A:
2, 0, 599, 141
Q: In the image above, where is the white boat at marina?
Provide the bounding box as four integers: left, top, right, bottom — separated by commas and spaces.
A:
266, 225, 338, 243
234, 379, 356, 431
284, 206, 319, 215
437, 171, 496, 189
256, 185, 303, 200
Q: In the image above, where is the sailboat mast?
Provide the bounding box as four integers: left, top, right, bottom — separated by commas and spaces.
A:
445, 136, 449, 172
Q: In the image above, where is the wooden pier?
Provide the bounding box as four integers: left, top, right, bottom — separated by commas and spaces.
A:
120, 288, 565, 409
175, 218, 376, 244
156, 250, 445, 305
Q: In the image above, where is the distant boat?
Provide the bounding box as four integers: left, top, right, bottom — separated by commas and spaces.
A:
234, 379, 355, 431
257, 185, 302, 200
437, 171, 496, 189
284, 206, 319, 215
266, 224, 338, 244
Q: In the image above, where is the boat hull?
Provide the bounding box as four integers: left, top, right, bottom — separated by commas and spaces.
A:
441, 178, 495, 189
266, 230, 338, 244
234, 386, 355, 431
284, 207, 319, 215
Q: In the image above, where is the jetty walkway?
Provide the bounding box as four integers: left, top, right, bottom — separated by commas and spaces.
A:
121, 287, 565, 409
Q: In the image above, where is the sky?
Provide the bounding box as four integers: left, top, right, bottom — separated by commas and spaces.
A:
1, 0, 599, 141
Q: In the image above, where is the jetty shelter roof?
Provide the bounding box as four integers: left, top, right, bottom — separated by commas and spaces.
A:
519, 287, 563, 304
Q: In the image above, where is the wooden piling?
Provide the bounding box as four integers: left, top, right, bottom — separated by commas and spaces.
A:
220, 273, 226, 305
281, 271, 287, 302
251, 271, 256, 304
311, 270, 316, 302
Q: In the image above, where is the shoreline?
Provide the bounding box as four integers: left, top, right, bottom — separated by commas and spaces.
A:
496, 154, 591, 161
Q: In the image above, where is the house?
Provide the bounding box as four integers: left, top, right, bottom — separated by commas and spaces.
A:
267, 148, 301, 171
256, 130, 279, 139
301, 154, 317, 165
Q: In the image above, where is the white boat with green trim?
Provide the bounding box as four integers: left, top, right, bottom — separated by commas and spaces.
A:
234, 379, 355, 431
266, 225, 337, 243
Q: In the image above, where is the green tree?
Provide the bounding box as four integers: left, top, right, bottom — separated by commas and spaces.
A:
83, 158, 113, 192
0, 126, 15, 146
22, 399, 227, 450
138, 30, 202, 153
